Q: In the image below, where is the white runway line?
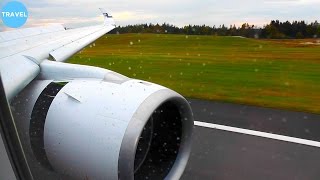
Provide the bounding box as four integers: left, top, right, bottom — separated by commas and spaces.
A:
194, 121, 320, 148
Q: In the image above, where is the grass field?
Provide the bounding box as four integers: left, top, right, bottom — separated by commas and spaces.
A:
69, 34, 320, 114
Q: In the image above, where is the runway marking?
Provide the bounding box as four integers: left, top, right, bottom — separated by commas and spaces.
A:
194, 121, 320, 148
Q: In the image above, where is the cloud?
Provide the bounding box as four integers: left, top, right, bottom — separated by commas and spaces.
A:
265, 0, 320, 5
0, 0, 319, 30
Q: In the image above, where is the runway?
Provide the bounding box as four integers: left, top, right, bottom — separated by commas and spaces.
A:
182, 99, 320, 180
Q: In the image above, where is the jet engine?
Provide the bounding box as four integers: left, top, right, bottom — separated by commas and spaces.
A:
10, 68, 193, 180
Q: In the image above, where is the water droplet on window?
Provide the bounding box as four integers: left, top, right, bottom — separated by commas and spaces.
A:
282, 118, 287, 123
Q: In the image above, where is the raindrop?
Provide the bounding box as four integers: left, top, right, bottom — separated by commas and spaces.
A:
241, 147, 247, 151
304, 129, 310, 133
282, 118, 287, 123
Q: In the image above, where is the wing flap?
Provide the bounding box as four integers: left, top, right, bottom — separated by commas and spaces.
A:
49, 26, 114, 62
0, 26, 95, 59
0, 24, 65, 43
0, 56, 40, 101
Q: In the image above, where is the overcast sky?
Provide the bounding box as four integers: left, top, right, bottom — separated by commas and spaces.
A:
1, 0, 319, 30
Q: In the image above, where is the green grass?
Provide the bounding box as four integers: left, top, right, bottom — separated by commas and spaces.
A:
69, 34, 320, 114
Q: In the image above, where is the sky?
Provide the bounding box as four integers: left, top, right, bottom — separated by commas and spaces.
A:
0, 0, 319, 30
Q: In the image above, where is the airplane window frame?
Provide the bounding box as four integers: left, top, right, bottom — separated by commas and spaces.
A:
0, 74, 33, 180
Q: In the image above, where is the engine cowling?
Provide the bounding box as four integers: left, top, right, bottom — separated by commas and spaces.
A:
11, 78, 193, 180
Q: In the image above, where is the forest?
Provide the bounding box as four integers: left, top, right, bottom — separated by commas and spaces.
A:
110, 20, 320, 39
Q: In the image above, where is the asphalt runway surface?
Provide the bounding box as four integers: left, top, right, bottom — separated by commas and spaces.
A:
181, 99, 320, 180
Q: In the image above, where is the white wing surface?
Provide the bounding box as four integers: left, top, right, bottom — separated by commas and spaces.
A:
0, 9, 115, 101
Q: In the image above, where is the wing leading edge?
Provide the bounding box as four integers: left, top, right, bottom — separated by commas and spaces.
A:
0, 9, 116, 101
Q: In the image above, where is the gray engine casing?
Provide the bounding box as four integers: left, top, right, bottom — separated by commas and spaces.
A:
11, 78, 193, 180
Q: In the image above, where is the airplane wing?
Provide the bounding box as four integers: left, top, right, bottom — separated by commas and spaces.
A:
0, 8, 116, 101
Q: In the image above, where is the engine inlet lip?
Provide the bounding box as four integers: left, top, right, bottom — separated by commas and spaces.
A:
118, 89, 194, 180
133, 116, 154, 173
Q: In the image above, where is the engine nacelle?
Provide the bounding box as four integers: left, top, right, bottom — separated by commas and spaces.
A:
11, 78, 193, 180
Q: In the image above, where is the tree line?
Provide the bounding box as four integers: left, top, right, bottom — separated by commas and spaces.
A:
110, 20, 320, 39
